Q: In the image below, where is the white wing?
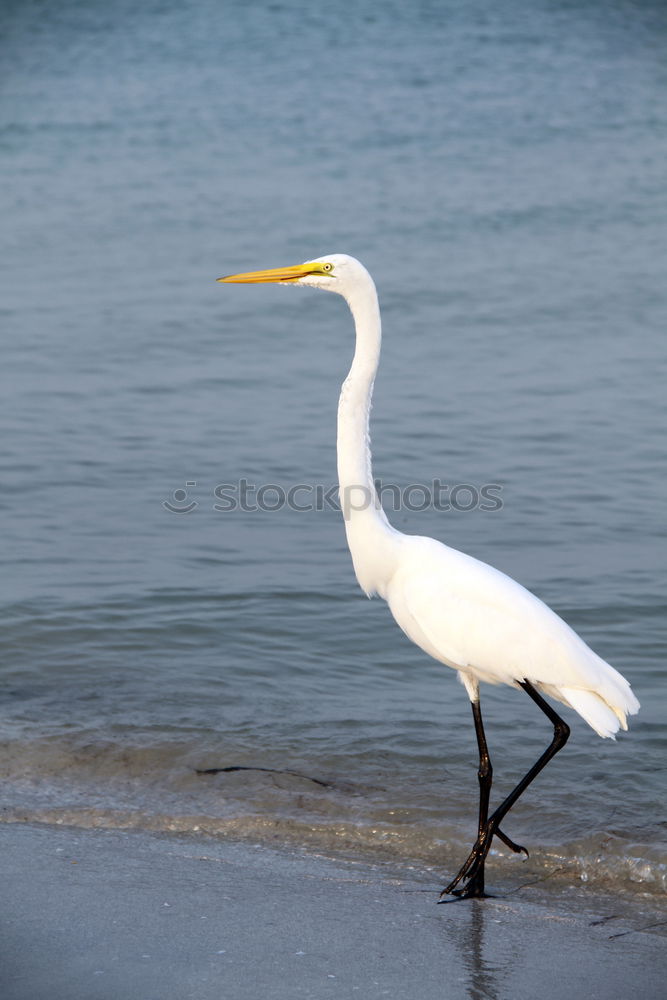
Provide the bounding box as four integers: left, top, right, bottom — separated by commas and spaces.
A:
385, 535, 639, 737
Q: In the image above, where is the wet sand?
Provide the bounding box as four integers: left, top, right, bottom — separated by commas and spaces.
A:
1, 822, 665, 1000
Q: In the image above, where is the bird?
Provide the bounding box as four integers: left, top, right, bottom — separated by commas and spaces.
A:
217, 253, 640, 900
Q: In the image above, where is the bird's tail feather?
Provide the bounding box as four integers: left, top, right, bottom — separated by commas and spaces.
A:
558, 686, 634, 739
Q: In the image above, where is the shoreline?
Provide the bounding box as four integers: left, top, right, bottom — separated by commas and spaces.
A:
2, 822, 666, 1000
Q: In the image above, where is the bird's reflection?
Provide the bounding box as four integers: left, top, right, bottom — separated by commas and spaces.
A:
443, 900, 511, 1000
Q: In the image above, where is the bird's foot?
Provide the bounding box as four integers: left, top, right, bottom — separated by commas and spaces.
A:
439, 862, 491, 902
494, 826, 529, 858
446, 878, 492, 900
439, 829, 492, 899
438, 820, 527, 901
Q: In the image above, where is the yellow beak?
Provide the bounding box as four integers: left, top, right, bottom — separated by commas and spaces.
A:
217, 262, 330, 284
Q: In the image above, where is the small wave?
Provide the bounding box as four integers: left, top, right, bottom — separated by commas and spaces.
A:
2, 803, 664, 901
1, 732, 664, 900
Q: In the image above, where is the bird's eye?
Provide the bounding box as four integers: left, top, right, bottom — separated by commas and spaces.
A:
322, 262, 333, 272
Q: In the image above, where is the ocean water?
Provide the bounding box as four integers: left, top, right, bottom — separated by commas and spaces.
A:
1, 0, 666, 908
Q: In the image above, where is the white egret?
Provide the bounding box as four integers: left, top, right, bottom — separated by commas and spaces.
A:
218, 253, 639, 899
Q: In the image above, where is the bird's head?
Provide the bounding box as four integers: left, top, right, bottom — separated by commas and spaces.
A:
217, 253, 371, 298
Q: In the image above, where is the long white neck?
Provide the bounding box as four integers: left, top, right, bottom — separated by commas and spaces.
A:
337, 277, 402, 598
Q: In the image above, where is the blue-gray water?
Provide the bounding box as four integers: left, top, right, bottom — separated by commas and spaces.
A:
2, 0, 666, 903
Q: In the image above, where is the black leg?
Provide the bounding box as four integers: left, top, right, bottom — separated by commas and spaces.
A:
441, 696, 527, 900
471, 698, 492, 841
467, 699, 528, 892
464, 698, 492, 897
440, 680, 570, 901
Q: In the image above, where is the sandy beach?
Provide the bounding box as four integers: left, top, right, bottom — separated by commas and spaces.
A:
1, 822, 665, 1000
